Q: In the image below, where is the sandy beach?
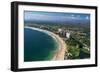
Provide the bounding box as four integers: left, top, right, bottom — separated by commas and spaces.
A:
51, 32, 67, 60
25, 26, 67, 60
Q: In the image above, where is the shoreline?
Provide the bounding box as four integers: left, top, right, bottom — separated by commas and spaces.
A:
25, 26, 67, 60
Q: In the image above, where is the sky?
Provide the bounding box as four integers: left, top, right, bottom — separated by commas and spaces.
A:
24, 11, 90, 24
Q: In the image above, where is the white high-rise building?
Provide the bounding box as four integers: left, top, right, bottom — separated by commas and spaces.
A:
58, 28, 62, 32
66, 32, 70, 38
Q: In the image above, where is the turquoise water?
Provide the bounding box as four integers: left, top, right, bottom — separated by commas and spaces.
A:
24, 28, 58, 62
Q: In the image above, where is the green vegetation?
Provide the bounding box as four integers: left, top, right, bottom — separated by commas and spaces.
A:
66, 36, 90, 59
68, 46, 80, 59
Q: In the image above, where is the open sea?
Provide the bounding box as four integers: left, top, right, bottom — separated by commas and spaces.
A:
24, 28, 58, 62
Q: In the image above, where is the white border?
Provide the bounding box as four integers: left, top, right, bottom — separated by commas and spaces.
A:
18, 5, 96, 68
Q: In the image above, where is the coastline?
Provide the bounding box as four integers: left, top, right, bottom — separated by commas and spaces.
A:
25, 26, 67, 60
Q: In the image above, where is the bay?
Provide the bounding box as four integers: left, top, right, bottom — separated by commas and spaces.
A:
24, 28, 58, 62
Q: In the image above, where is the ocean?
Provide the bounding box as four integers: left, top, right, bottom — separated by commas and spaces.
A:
24, 28, 58, 62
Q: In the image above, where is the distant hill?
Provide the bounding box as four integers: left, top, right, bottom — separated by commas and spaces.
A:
24, 19, 90, 28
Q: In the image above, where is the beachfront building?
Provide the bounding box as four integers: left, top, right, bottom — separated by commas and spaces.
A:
58, 28, 62, 33
65, 32, 70, 39
58, 28, 71, 39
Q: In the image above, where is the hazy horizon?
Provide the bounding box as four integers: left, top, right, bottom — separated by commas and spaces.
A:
24, 11, 90, 25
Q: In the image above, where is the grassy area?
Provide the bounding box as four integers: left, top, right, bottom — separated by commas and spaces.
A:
65, 36, 90, 59
67, 46, 80, 59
